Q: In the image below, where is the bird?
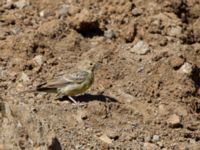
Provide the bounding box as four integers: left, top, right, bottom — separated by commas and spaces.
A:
23, 60, 96, 104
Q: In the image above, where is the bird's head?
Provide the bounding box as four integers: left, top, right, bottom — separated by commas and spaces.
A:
80, 60, 96, 72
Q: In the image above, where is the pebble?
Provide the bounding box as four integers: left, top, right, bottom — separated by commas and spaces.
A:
37, 20, 60, 36
4, 103, 13, 120
57, 4, 69, 18
178, 62, 193, 75
157, 141, 164, 148
131, 41, 150, 55
159, 37, 168, 46
106, 130, 119, 140
189, 139, 196, 144
168, 26, 182, 37
33, 55, 44, 66
12, 26, 22, 35
16, 121, 23, 128
132, 8, 143, 16
117, 89, 135, 103
3, 0, 13, 9
39, 10, 53, 18
158, 104, 168, 116
169, 56, 185, 69
19, 72, 30, 83
152, 135, 160, 142
167, 114, 182, 128
144, 136, 151, 142
14, 0, 29, 9
104, 29, 116, 39
75, 144, 82, 149
99, 134, 112, 144
6, 0, 13, 5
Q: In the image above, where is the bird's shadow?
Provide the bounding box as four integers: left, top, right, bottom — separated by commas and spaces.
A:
58, 93, 118, 103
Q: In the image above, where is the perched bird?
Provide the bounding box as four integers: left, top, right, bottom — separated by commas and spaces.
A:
24, 60, 96, 104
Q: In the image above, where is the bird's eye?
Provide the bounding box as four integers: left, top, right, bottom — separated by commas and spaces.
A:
90, 63, 93, 66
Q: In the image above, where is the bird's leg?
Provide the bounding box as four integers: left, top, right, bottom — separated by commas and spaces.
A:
68, 96, 78, 104
68, 96, 86, 106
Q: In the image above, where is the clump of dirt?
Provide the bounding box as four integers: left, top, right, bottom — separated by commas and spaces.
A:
0, 0, 200, 149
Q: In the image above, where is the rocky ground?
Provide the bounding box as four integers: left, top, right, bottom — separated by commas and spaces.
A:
0, 0, 200, 149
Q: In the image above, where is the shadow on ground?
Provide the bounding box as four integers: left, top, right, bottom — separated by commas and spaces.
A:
58, 93, 118, 103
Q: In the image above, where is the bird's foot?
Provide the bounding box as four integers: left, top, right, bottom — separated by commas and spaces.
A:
68, 96, 86, 107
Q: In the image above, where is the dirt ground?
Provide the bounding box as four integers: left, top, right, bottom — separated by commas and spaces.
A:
0, 0, 200, 149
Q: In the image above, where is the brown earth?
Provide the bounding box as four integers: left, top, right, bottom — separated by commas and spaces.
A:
0, 0, 200, 149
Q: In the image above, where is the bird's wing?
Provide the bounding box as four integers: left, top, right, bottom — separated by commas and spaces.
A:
63, 70, 89, 83
37, 71, 89, 89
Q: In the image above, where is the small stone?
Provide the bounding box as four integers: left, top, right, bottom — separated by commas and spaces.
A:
158, 104, 168, 116
167, 114, 182, 128
75, 144, 82, 149
33, 55, 44, 66
157, 142, 164, 148
14, 0, 29, 9
144, 136, 152, 142
168, 26, 182, 37
132, 8, 143, 16
106, 130, 119, 140
78, 8, 92, 22
131, 41, 150, 55
143, 142, 159, 150
104, 29, 116, 39
16, 121, 22, 128
3, 0, 13, 9
189, 139, 196, 144
178, 62, 193, 75
123, 23, 137, 42
4, 103, 13, 120
19, 72, 30, 83
12, 26, 22, 35
99, 134, 112, 144
39, 10, 53, 18
37, 20, 60, 37
152, 135, 160, 142
7, 0, 13, 5
159, 37, 168, 46
39, 10, 44, 17
117, 89, 135, 103
169, 56, 185, 69
57, 4, 69, 18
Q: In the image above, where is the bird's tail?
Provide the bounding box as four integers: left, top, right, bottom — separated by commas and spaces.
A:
35, 87, 57, 93
19, 87, 57, 94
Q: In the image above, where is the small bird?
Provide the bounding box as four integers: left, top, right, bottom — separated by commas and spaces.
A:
24, 60, 96, 104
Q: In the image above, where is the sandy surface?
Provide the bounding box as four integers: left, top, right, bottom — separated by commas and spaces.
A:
0, 0, 200, 149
